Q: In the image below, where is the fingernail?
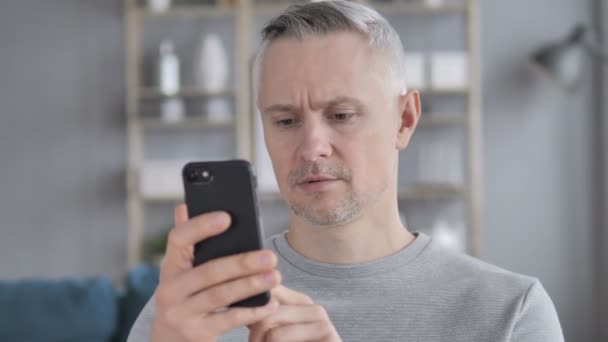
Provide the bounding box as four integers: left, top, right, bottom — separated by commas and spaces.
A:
259, 253, 273, 266
212, 212, 228, 227
264, 271, 276, 284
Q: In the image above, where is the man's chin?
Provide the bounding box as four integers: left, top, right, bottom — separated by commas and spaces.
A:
291, 209, 343, 227
290, 206, 359, 228
288, 190, 338, 205
288, 195, 362, 227
288, 194, 336, 212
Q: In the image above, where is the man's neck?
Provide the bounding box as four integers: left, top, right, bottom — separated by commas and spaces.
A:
284, 195, 416, 264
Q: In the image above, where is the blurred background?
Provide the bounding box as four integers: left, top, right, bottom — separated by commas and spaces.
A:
0, 0, 606, 341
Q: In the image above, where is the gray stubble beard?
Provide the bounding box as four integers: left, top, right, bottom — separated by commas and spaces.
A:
289, 185, 365, 227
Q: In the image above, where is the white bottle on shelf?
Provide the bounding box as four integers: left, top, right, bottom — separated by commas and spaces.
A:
194, 33, 232, 122
147, 0, 171, 13
424, 0, 443, 8
157, 40, 180, 96
195, 33, 228, 92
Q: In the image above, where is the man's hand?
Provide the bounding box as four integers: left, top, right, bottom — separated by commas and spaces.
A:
248, 285, 341, 342
150, 204, 282, 342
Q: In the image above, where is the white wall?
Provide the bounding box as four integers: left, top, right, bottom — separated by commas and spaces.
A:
480, 1, 596, 341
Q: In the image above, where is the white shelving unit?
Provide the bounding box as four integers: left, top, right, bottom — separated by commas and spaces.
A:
124, 0, 482, 267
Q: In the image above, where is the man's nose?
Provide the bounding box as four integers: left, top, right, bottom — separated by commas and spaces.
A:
298, 119, 332, 162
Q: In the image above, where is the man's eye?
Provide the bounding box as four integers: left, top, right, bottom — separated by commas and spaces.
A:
276, 118, 295, 126
332, 113, 355, 121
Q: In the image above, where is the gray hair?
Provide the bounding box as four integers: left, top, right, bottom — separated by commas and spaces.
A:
252, 0, 408, 104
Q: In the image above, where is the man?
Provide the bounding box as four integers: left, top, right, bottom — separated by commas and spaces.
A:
129, 1, 564, 341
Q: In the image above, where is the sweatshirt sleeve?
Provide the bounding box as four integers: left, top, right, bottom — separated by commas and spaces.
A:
127, 296, 155, 342
510, 279, 564, 342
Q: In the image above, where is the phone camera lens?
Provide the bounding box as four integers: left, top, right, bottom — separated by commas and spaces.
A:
185, 167, 213, 184
186, 169, 198, 182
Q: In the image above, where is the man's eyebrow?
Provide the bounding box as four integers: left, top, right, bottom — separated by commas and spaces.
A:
324, 96, 365, 109
262, 96, 365, 114
263, 104, 295, 114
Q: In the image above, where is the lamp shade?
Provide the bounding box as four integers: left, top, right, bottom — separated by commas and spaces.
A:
531, 25, 587, 89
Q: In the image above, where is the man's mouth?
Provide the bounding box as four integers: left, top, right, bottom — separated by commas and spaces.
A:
297, 175, 338, 185
296, 175, 340, 193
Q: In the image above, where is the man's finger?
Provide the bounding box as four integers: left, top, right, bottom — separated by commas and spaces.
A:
259, 304, 323, 327
162, 209, 231, 278
179, 270, 281, 317
169, 210, 231, 249
271, 285, 314, 305
164, 250, 278, 304
248, 304, 324, 342
265, 321, 333, 342
203, 300, 279, 337
174, 203, 189, 226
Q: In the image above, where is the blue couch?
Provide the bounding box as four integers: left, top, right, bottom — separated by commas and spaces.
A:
0, 265, 159, 342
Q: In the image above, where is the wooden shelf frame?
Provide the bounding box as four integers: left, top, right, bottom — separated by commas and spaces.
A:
421, 87, 471, 95
139, 116, 236, 129
124, 0, 253, 268
372, 2, 467, 15
418, 115, 467, 127
137, 5, 236, 18
464, 0, 483, 257
136, 1, 466, 17
139, 183, 467, 206
139, 87, 236, 99
398, 184, 466, 200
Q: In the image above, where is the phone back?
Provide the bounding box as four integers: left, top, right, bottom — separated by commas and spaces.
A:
182, 160, 268, 307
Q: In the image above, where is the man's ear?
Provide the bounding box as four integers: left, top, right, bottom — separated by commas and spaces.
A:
396, 89, 421, 150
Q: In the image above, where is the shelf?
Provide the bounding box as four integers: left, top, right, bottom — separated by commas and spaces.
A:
418, 115, 466, 127
421, 87, 470, 95
258, 191, 285, 204
398, 184, 465, 200
140, 116, 236, 129
137, 5, 236, 18
141, 191, 284, 205
139, 88, 236, 100
255, 184, 465, 204
141, 184, 465, 204
372, 2, 467, 14
254, 3, 291, 15
142, 193, 183, 203
137, 1, 466, 17
253, 1, 466, 16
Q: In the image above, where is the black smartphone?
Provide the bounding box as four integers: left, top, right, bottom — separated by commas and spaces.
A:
182, 159, 270, 308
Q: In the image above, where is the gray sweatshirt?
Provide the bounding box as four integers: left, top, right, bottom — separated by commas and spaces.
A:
128, 232, 564, 341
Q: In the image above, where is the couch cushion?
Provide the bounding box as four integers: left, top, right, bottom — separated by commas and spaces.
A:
0, 276, 117, 342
